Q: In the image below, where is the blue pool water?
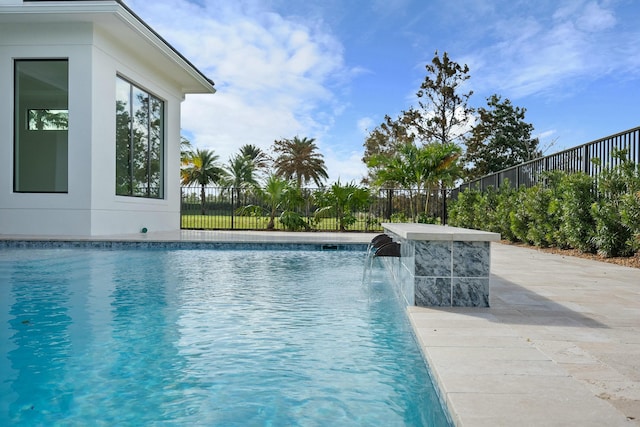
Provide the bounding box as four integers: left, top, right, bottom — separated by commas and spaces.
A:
0, 248, 451, 426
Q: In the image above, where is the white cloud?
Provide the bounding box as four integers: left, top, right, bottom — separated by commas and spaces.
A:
357, 117, 375, 135
535, 129, 556, 140
322, 149, 368, 184
576, 1, 616, 31
467, 1, 635, 100
127, 0, 352, 178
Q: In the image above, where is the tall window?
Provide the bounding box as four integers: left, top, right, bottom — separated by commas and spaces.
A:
115, 76, 164, 198
14, 59, 69, 193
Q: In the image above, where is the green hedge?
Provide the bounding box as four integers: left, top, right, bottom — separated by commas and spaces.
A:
448, 152, 640, 258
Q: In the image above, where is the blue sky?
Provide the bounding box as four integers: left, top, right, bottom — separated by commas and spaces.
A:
127, 0, 640, 183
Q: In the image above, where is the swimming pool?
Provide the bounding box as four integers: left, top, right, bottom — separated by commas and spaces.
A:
0, 247, 451, 426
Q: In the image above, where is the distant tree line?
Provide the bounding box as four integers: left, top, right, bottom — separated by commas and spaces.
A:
181, 135, 372, 230
180, 50, 544, 227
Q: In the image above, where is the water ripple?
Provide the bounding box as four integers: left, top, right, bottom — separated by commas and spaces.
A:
0, 249, 450, 426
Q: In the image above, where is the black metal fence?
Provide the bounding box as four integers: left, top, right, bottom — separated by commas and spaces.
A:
181, 187, 446, 231
451, 126, 640, 198
181, 127, 640, 230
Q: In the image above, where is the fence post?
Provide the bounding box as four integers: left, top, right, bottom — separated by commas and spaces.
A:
231, 189, 235, 230
441, 187, 447, 225
583, 146, 590, 174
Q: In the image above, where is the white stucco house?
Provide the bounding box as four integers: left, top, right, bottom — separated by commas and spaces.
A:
0, 0, 215, 236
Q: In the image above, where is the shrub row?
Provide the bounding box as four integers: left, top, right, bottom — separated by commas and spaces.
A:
448, 152, 640, 257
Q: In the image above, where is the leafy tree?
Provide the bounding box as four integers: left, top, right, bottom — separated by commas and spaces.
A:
272, 136, 328, 188
368, 141, 461, 221
361, 51, 471, 188
408, 50, 474, 145
362, 113, 415, 185
181, 148, 227, 215
314, 180, 372, 231
464, 94, 541, 179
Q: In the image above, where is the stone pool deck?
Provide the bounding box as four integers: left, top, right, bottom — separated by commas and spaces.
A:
411, 242, 640, 426
2, 230, 639, 425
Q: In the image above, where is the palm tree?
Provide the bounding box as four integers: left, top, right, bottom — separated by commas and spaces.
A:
272, 136, 328, 188
261, 175, 288, 230
419, 142, 462, 217
257, 175, 303, 230
181, 148, 227, 215
223, 154, 259, 210
180, 136, 192, 166
314, 180, 372, 231
239, 144, 271, 171
370, 142, 461, 221
224, 154, 257, 188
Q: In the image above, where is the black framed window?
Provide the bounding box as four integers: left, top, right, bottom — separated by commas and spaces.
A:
14, 59, 69, 193
115, 76, 164, 198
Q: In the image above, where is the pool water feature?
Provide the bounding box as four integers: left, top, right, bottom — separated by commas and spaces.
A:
0, 248, 451, 426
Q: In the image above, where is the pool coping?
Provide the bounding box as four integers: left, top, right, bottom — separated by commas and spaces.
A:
0, 230, 378, 251
2, 230, 638, 426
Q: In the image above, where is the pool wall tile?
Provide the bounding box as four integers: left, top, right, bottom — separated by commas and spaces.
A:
0, 240, 368, 252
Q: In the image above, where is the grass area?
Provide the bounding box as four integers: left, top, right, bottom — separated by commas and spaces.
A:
181, 214, 384, 232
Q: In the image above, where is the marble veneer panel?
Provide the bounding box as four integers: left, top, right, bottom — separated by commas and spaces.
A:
416, 277, 451, 306
410, 239, 491, 308
452, 278, 489, 307
415, 241, 451, 277
452, 241, 490, 277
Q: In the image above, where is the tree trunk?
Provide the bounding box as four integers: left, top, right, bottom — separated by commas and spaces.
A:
200, 185, 206, 216
267, 208, 276, 230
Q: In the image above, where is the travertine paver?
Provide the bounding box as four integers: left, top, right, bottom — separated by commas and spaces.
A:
409, 242, 640, 426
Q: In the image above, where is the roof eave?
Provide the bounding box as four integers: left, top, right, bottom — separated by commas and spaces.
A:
2, 0, 216, 94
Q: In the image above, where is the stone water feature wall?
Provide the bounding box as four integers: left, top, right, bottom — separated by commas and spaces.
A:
381, 223, 499, 308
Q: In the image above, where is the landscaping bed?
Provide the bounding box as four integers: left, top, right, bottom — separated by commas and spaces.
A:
501, 240, 640, 269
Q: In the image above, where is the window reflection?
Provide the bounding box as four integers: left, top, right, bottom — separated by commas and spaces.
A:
115, 77, 164, 198
27, 109, 69, 131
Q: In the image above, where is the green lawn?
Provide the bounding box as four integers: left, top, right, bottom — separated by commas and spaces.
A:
181, 214, 383, 232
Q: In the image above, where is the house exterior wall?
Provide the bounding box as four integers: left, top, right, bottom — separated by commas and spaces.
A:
0, 20, 188, 236
88, 26, 185, 235
0, 22, 94, 235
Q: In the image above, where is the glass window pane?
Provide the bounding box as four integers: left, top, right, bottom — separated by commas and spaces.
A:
115, 76, 164, 199
14, 60, 69, 193
132, 87, 149, 197
149, 97, 163, 198
27, 109, 68, 131
115, 77, 132, 196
